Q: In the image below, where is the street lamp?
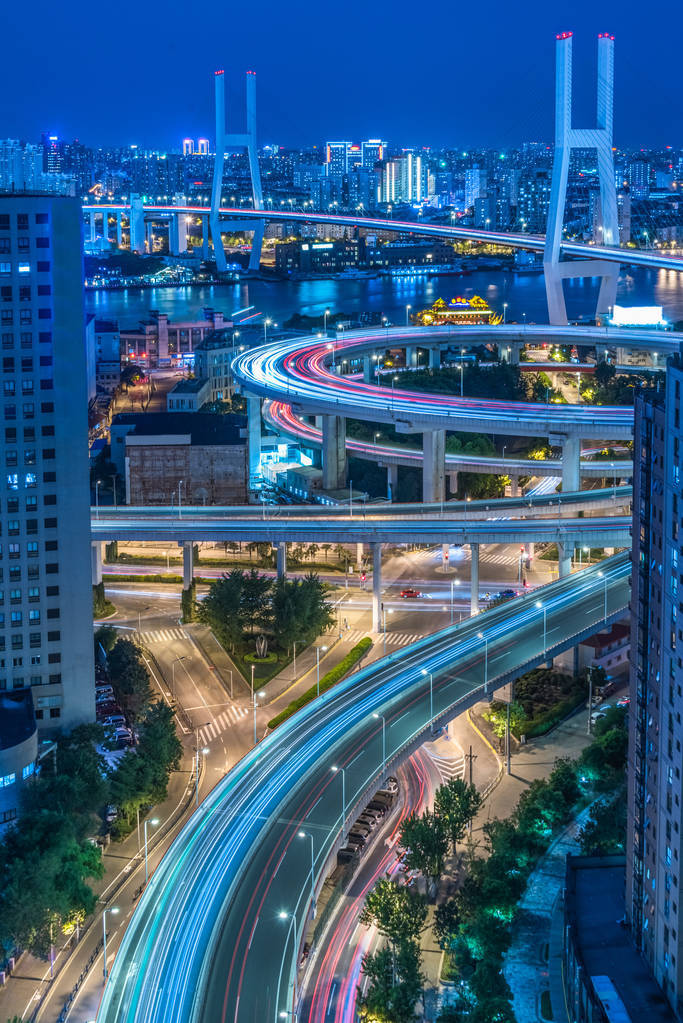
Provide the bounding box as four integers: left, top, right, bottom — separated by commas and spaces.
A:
405, 303, 412, 326
95, 479, 102, 520
372, 712, 386, 778
535, 600, 547, 652
327, 341, 336, 369
264, 317, 272, 343
171, 655, 187, 701
298, 830, 316, 914
254, 690, 266, 744
503, 302, 508, 325
324, 308, 330, 334
315, 646, 328, 697
382, 606, 393, 656
331, 765, 346, 836
597, 570, 608, 621
102, 906, 120, 979
278, 911, 298, 1023
477, 631, 488, 690
143, 817, 159, 883
193, 728, 209, 806
421, 668, 434, 721
178, 479, 184, 519
450, 578, 460, 624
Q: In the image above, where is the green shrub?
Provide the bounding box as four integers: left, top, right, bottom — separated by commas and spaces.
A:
268, 638, 372, 729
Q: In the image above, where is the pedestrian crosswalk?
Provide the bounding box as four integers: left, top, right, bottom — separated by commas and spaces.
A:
138, 626, 187, 645
345, 628, 424, 648
198, 705, 250, 745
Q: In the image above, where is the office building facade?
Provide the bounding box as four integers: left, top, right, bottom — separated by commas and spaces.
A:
0, 195, 94, 733
627, 354, 683, 1016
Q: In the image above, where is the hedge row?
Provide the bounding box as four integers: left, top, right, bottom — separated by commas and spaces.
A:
268, 637, 372, 730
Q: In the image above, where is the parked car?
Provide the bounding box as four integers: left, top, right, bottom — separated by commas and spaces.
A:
591, 710, 606, 724
367, 800, 388, 815
357, 813, 378, 829
104, 714, 126, 727
96, 688, 114, 703
346, 833, 367, 849
351, 820, 372, 837
105, 804, 117, 824
337, 848, 358, 865
115, 727, 134, 748
617, 697, 630, 708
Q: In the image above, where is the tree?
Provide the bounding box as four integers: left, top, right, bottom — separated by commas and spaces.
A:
434, 898, 461, 950
399, 810, 449, 891
360, 878, 427, 946
108, 639, 152, 724
579, 793, 626, 855
198, 571, 246, 653
359, 940, 424, 1023
270, 574, 333, 652
434, 779, 482, 852
321, 543, 333, 562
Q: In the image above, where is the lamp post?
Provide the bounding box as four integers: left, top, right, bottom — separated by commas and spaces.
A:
253, 690, 266, 744
316, 645, 328, 697
331, 765, 346, 836
382, 606, 393, 657
194, 724, 209, 806
95, 479, 102, 520
102, 906, 120, 979
477, 631, 488, 690
405, 304, 412, 326
535, 600, 547, 652
327, 341, 336, 369
298, 830, 316, 915
372, 712, 386, 778
277, 911, 298, 1023
324, 308, 330, 334
178, 479, 183, 519
421, 668, 433, 721
171, 655, 187, 701
450, 578, 460, 625
597, 570, 608, 621
459, 357, 464, 397
503, 302, 508, 325
143, 817, 159, 883
264, 317, 272, 343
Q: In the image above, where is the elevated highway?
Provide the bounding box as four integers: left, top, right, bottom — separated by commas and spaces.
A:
96, 554, 630, 1023
84, 202, 683, 274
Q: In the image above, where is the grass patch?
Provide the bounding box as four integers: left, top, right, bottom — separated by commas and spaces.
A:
440, 949, 458, 983
268, 638, 372, 730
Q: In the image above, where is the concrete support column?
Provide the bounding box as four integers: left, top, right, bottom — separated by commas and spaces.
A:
356, 543, 363, 569
129, 195, 146, 254
558, 542, 572, 579
248, 396, 262, 491
116, 211, 123, 247
89, 210, 96, 243
91, 542, 103, 585
448, 471, 459, 498
509, 343, 520, 365
428, 346, 441, 370
363, 355, 373, 383
510, 475, 520, 498
183, 543, 194, 588
101, 212, 108, 243
595, 344, 609, 363
322, 415, 347, 491
525, 541, 535, 562
470, 543, 480, 615
405, 345, 418, 368
202, 215, 210, 259
387, 464, 398, 502
422, 430, 445, 504
276, 543, 287, 579
372, 543, 382, 634
169, 215, 180, 256
561, 435, 580, 493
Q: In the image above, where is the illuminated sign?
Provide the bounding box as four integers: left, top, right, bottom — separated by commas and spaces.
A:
610, 304, 667, 327
311, 243, 333, 250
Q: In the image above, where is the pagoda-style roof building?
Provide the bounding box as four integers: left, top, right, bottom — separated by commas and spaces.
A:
414, 296, 502, 326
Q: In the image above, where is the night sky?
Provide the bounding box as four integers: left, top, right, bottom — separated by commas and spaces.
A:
1, 0, 680, 150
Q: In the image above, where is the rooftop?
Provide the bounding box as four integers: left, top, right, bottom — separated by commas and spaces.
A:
566, 855, 676, 1023
168, 377, 208, 394
111, 411, 247, 446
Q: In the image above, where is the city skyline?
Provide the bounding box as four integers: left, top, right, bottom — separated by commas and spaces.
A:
1, 1, 681, 148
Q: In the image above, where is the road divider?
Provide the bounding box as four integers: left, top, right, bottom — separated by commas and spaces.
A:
267, 638, 372, 730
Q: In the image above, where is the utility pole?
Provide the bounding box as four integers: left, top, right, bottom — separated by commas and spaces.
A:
465, 745, 477, 831
587, 666, 593, 735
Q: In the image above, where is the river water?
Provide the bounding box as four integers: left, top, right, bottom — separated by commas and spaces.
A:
86, 266, 683, 329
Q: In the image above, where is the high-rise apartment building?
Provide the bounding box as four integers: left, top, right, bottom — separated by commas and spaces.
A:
361, 140, 386, 168
629, 158, 651, 200
0, 195, 94, 734
325, 141, 352, 179
464, 168, 486, 211
627, 355, 683, 1017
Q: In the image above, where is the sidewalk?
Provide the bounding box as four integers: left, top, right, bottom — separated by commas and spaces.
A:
0, 760, 196, 1023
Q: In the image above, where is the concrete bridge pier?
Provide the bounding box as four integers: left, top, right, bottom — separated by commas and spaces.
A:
372, 543, 382, 633
387, 464, 398, 501
422, 430, 445, 504
116, 211, 123, 247
356, 543, 363, 569
129, 195, 146, 254
558, 542, 572, 579
276, 543, 287, 579
559, 434, 580, 493
322, 415, 347, 491
428, 346, 441, 370
91, 542, 103, 585
510, 475, 520, 498
89, 210, 96, 243
595, 344, 609, 363
363, 355, 374, 384
448, 471, 459, 499
405, 345, 418, 369
525, 542, 535, 563
202, 215, 210, 259
101, 212, 109, 243
470, 542, 480, 615
183, 543, 194, 588
248, 397, 262, 493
